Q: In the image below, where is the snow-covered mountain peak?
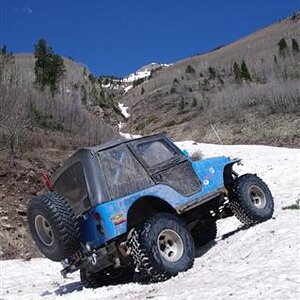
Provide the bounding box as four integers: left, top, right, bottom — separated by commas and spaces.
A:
122, 62, 171, 83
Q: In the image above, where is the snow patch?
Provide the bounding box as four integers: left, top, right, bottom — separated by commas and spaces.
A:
118, 103, 130, 118
124, 84, 133, 94
119, 132, 142, 140
122, 69, 151, 83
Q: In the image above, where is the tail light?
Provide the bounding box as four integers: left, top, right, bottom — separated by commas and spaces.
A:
41, 171, 51, 190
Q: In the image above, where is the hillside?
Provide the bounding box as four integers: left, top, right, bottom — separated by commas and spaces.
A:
2, 143, 300, 299
120, 14, 300, 147
0, 46, 123, 259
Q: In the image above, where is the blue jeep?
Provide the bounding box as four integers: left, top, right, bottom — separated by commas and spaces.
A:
27, 134, 274, 287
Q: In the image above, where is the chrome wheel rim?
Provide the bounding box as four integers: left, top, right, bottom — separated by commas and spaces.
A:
35, 215, 54, 246
157, 229, 184, 262
249, 185, 266, 209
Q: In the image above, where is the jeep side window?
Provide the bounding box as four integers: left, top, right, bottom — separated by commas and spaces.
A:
136, 140, 176, 167
98, 145, 153, 200
52, 162, 88, 215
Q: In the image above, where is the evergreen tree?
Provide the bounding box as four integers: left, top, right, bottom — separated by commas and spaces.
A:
208, 66, 216, 79
278, 38, 288, 56
34, 38, 66, 94
240, 60, 251, 81
292, 38, 299, 53
233, 62, 241, 81
217, 74, 224, 85
185, 64, 196, 74
1, 45, 7, 56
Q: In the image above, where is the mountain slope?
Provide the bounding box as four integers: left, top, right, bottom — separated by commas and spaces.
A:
120, 14, 300, 146
0, 51, 120, 260
1, 143, 300, 300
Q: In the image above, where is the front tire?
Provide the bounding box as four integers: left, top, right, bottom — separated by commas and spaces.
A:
229, 174, 274, 225
128, 213, 194, 283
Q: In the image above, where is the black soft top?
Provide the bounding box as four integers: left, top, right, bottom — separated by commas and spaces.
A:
80, 133, 166, 155
51, 133, 169, 184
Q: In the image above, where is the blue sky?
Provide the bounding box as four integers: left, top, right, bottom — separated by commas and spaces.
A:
0, 0, 298, 77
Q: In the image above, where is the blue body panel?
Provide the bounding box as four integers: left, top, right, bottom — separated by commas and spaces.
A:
82, 156, 238, 248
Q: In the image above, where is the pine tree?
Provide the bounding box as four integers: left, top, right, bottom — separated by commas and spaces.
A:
1, 45, 7, 56
233, 62, 241, 81
240, 60, 251, 81
185, 64, 195, 74
292, 38, 299, 53
208, 66, 216, 79
278, 38, 288, 56
192, 98, 197, 107
34, 38, 66, 94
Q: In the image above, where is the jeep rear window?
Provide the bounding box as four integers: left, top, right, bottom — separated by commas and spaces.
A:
52, 162, 88, 216
136, 140, 176, 167
98, 145, 153, 200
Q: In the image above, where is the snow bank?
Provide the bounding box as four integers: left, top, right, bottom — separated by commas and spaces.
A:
119, 131, 142, 140
1, 143, 299, 300
118, 103, 130, 118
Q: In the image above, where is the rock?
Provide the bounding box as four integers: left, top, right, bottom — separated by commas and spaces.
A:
93, 106, 104, 118
17, 207, 27, 216
3, 223, 14, 230
23, 252, 32, 261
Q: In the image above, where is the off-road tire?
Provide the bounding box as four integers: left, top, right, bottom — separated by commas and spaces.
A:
229, 174, 274, 225
128, 213, 194, 283
27, 192, 81, 261
191, 220, 217, 246
80, 267, 134, 289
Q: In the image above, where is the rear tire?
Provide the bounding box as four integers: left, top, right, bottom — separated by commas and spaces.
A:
128, 213, 194, 283
27, 192, 81, 261
229, 174, 274, 225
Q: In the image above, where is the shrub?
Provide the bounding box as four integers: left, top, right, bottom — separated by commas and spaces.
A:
164, 120, 176, 127
29, 103, 64, 131
208, 66, 216, 79
185, 64, 196, 74
292, 38, 299, 53
233, 62, 241, 81
278, 38, 288, 56
282, 199, 300, 210
240, 60, 251, 81
177, 98, 185, 111
133, 78, 145, 87
148, 114, 159, 123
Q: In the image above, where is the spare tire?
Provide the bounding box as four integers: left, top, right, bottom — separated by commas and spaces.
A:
27, 192, 81, 261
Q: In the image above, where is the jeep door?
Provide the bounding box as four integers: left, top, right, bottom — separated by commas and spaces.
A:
129, 136, 202, 196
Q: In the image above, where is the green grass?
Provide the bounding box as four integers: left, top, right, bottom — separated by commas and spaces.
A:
282, 199, 300, 210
